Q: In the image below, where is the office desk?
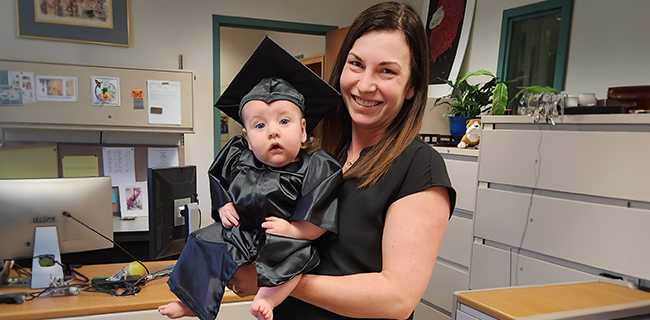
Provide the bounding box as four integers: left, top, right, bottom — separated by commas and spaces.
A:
0, 260, 252, 320
453, 281, 650, 320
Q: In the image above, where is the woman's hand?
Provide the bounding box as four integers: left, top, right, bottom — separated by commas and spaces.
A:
218, 202, 239, 228
227, 263, 259, 297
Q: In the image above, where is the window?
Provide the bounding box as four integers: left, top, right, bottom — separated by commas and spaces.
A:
497, 0, 573, 99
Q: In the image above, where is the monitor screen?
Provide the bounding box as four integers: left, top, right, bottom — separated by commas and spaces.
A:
0, 177, 114, 262
148, 165, 197, 260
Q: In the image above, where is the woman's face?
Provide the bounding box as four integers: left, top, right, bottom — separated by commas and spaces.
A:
340, 30, 414, 134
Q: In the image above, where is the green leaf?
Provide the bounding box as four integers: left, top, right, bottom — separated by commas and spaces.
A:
436, 77, 455, 87
525, 86, 558, 94
458, 69, 495, 84
492, 83, 508, 115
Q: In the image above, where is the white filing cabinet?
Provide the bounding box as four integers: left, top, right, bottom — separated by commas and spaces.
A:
470, 115, 650, 290
414, 146, 478, 320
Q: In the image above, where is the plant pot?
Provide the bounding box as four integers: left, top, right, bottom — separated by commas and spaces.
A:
448, 116, 473, 136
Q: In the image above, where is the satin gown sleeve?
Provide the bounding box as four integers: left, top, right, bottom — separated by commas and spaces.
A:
291, 150, 342, 233
255, 150, 342, 287
208, 135, 247, 221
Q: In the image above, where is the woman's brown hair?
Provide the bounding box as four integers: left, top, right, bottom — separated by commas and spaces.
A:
312, 1, 429, 188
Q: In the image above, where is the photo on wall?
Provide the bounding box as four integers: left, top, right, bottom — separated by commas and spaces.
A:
423, 0, 476, 97
35, 76, 78, 102
34, 0, 114, 28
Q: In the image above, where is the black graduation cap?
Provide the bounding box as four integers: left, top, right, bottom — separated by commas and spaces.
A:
215, 36, 342, 133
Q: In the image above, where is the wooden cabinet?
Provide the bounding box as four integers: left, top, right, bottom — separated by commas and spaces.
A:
300, 54, 324, 79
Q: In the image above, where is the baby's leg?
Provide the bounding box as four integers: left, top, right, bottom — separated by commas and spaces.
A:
158, 301, 195, 319
250, 275, 301, 320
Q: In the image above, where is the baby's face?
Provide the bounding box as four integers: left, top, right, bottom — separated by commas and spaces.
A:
47, 80, 63, 96
241, 100, 306, 168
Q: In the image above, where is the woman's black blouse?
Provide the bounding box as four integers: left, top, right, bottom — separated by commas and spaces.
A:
275, 137, 456, 320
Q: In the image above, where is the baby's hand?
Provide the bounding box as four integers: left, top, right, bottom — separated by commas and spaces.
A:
261, 216, 293, 238
218, 203, 239, 229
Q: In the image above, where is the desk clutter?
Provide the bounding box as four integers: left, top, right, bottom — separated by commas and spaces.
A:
1, 259, 175, 304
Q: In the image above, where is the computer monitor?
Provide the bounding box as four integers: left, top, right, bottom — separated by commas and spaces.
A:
148, 165, 198, 260
0, 177, 113, 288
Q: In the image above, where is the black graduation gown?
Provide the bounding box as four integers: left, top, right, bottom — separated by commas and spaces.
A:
168, 135, 341, 320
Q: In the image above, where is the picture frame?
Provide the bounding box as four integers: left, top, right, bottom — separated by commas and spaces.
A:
16, 0, 130, 47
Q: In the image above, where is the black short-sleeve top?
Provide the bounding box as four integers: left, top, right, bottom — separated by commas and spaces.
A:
275, 137, 457, 320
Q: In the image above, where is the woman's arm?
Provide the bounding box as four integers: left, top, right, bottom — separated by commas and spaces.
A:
291, 186, 450, 319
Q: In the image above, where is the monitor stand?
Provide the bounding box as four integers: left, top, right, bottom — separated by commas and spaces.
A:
31, 226, 63, 289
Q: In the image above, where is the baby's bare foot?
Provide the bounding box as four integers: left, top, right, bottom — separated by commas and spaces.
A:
158, 301, 195, 318
251, 298, 274, 320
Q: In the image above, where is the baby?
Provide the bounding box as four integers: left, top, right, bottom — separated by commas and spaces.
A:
159, 37, 342, 320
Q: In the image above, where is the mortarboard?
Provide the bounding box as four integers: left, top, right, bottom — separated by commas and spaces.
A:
215, 36, 342, 133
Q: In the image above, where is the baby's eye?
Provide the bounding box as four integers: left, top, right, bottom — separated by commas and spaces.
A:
255, 123, 265, 129
280, 119, 289, 125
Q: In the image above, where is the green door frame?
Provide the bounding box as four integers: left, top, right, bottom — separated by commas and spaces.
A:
212, 15, 337, 157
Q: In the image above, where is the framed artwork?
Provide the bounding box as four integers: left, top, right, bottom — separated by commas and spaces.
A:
496, 0, 573, 98
16, 0, 130, 47
423, 0, 476, 97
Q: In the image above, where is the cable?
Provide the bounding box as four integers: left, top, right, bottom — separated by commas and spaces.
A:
62, 211, 150, 276
514, 124, 544, 286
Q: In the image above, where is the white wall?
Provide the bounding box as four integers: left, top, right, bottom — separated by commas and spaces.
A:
461, 0, 650, 99
0, 0, 383, 228
418, 0, 650, 134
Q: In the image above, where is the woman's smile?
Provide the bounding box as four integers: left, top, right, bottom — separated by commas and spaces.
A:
353, 95, 382, 107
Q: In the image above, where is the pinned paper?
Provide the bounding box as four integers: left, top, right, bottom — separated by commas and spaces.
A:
0, 143, 58, 178
147, 80, 181, 125
62, 155, 99, 177
148, 147, 179, 168
36, 76, 77, 102
102, 147, 136, 186
8, 71, 35, 103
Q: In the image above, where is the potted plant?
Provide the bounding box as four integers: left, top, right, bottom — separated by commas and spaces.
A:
434, 70, 508, 136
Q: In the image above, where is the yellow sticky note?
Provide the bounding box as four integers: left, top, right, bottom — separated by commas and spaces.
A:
62, 156, 99, 178
0, 144, 59, 179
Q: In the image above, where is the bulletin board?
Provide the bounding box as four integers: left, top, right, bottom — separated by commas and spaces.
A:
0, 59, 194, 133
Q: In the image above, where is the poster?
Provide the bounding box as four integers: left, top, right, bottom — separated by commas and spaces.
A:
424, 0, 476, 97
36, 75, 78, 102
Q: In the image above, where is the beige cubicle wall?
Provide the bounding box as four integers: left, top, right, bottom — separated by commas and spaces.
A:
0, 60, 194, 133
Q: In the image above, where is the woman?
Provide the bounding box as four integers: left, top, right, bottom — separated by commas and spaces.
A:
229, 2, 456, 319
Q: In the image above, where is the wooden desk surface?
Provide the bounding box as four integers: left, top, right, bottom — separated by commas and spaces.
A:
0, 260, 252, 320
456, 282, 650, 320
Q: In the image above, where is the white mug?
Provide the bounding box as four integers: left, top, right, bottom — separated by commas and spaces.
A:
578, 93, 597, 106
565, 95, 579, 107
